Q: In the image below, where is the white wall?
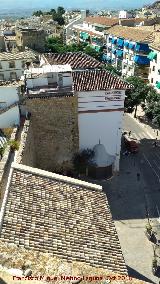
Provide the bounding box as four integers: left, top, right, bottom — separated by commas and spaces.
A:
148, 49, 160, 93
0, 86, 19, 106
27, 76, 48, 88
63, 73, 73, 87
0, 105, 20, 128
0, 60, 24, 80
78, 90, 125, 171
65, 16, 83, 41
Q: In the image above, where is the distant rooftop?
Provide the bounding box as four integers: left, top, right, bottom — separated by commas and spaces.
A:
0, 163, 127, 274
0, 50, 38, 61
106, 25, 155, 43
0, 80, 20, 87
43, 52, 103, 70
84, 16, 119, 27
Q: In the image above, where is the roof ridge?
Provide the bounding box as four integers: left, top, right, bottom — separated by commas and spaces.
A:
11, 163, 102, 191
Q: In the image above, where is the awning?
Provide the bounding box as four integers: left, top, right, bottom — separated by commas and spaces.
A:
117, 38, 124, 48
116, 50, 123, 58
111, 38, 117, 44
156, 82, 160, 89
129, 43, 135, 49
134, 55, 150, 65
90, 44, 101, 52
80, 32, 89, 40
102, 54, 112, 62
135, 43, 150, 52
124, 41, 129, 48
92, 36, 98, 41
95, 45, 100, 52
148, 51, 157, 60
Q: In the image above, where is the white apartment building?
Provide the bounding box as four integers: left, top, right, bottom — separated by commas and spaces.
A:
71, 17, 119, 50
148, 44, 160, 93
0, 50, 37, 81
64, 10, 87, 44
103, 26, 153, 81
119, 10, 132, 19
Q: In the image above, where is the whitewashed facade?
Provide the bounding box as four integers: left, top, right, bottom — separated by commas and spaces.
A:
0, 85, 20, 128
78, 90, 125, 171
0, 51, 36, 81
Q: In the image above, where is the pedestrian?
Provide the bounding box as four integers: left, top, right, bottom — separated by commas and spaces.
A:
154, 138, 158, 147
129, 131, 131, 136
157, 130, 159, 137
137, 173, 140, 181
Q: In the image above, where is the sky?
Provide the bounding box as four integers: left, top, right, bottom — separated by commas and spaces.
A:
0, 0, 155, 10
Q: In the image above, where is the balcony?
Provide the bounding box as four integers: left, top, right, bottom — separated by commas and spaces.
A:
123, 59, 128, 64
135, 43, 150, 53
134, 55, 150, 66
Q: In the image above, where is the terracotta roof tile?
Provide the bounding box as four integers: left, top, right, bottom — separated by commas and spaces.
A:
0, 164, 127, 274
106, 25, 155, 43
72, 70, 132, 91
44, 52, 103, 70
85, 16, 119, 27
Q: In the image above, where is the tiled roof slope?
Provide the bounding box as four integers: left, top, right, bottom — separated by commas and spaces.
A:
84, 16, 119, 27
150, 42, 160, 51
44, 52, 103, 70
73, 70, 132, 91
0, 163, 127, 274
0, 50, 38, 61
106, 26, 155, 43
149, 31, 160, 51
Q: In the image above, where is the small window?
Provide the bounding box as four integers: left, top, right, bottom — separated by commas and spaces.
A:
152, 66, 155, 71
0, 74, 4, 80
21, 61, 26, 68
10, 72, 17, 80
151, 78, 154, 83
9, 61, 15, 68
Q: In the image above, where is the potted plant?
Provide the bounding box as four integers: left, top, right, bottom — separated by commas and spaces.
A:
9, 140, 20, 152
152, 257, 158, 275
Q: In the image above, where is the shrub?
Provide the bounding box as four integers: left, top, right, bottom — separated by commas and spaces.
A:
9, 140, 20, 151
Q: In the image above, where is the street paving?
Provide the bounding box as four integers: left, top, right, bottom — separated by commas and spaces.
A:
101, 114, 160, 284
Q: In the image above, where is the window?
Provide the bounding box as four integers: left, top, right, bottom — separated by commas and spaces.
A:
152, 66, 155, 71
9, 61, 15, 68
0, 102, 7, 109
0, 74, 4, 80
151, 78, 153, 83
21, 61, 26, 68
10, 72, 17, 80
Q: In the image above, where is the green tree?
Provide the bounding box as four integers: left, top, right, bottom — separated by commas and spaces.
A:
57, 6, 65, 15
145, 87, 160, 124
125, 76, 150, 118
32, 10, 43, 17
52, 14, 65, 25
104, 64, 121, 76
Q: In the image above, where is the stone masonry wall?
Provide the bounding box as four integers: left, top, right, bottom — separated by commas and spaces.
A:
15, 119, 36, 167
0, 127, 18, 206
25, 95, 79, 172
